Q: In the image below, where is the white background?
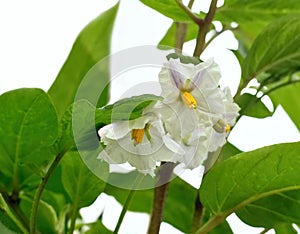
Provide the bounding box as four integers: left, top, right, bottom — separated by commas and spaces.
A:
0, 0, 299, 233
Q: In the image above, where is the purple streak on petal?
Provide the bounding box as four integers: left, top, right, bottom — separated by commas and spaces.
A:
169, 60, 184, 89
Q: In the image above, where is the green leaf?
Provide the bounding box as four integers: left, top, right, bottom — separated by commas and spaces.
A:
20, 195, 57, 234
275, 223, 297, 234
218, 142, 242, 162
200, 142, 300, 231
55, 100, 99, 152
0, 88, 58, 189
237, 190, 300, 228
105, 172, 197, 233
269, 82, 300, 130
140, 0, 193, 22
216, 0, 300, 48
95, 94, 162, 128
158, 22, 198, 49
236, 93, 272, 118
86, 220, 112, 234
242, 15, 300, 81
48, 3, 119, 117
61, 151, 107, 209
217, 0, 300, 24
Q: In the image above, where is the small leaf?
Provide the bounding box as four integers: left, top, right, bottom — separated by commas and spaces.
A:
48, 3, 119, 117
236, 93, 272, 118
200, 142, 300, 230
61, 151, 108, 209
95, 94, 162, 128
0, 88, 58, 189
86, 220, 112, 234
242, 15, 300, 82
269, 82, 300, 130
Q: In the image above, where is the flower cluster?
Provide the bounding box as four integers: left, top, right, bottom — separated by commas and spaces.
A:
98, 58, 240, 176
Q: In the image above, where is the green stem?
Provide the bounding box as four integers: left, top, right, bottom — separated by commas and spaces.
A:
147, 162, 176, 234
113, 173, 145, 234
193, 0, 218, 57
30, 150, 67, 234
0, 186, 29, 230
69, 206, 78, 234
195, 214, 226, 234
0, 193, 29, 234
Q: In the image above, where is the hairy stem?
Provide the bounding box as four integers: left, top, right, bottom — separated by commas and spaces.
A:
113, 174, 145, 234
30, 150, 67, 234
147, 162, 175, 234
193, 0, 218, 57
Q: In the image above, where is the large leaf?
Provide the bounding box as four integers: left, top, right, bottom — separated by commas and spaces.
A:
199, 142, 300, 232
0, 88, 58, 190
216, 0, 300, 48
104, 172, 197, 233
216, 0, 300, 24
48, 3, 119, 117
140, 0, 193, 22
242, 15, 300, 81
61, 152, 107, 209
275, 224, 298, 234
236, 93, 273, 118
269, 82, 300, 130
237, 189, 300, 228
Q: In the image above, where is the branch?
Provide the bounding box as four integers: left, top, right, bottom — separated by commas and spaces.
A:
0, 193, 29, 234
193, 0, 218, 57
30, 150, 67, 234
175, 0, 204, 26
191, 192, 205, 233
113, 174, 145, 234
147, 162, 176, 234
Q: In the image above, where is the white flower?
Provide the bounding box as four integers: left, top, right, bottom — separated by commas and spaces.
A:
97, 113, 184, 176
157, 58, 225, 120
209, 87, 240, 152
156, 58, 240, 167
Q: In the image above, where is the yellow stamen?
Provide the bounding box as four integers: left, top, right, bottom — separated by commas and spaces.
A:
225, 124, 231, 133
131, 128, 145, 145
181, 92, 197, 109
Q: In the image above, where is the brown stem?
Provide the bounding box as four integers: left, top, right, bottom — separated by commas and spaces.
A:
175, 0, 204, 25
193, 0, 218, 57
147, 162, 176, 234
175, 22, 188, 52
174, 0, 197, 52
191, 192, 205, 233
